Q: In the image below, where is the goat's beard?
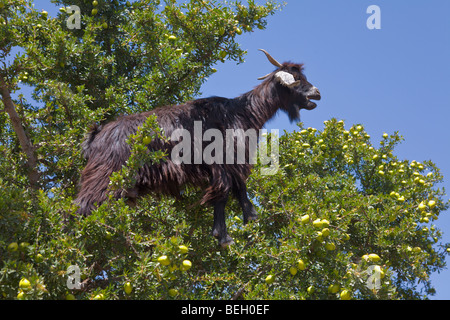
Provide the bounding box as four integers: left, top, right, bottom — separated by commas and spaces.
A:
287, 104, 301, 123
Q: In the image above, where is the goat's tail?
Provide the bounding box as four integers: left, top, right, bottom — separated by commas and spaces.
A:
81, 123, 102, 160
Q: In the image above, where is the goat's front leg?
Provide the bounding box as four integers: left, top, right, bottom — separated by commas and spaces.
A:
234, 183, 258, 224
211, 194, 234, 248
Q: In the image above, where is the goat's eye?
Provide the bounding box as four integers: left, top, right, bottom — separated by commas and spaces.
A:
291, 66, 300, 73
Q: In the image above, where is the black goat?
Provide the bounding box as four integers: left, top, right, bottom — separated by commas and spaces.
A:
75, 49, 321, 247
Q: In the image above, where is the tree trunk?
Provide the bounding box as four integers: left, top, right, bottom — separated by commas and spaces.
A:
0, 75, 40, 188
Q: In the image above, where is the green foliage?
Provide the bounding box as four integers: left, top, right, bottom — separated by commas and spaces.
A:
0, 0, 449, 300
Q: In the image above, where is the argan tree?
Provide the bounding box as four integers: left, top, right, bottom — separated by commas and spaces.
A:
0, 0, 448, 300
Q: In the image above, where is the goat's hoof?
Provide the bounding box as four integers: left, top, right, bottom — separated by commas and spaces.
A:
219, 235, 235, 248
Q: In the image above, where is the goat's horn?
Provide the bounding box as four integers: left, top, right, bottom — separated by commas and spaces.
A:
258, 49, 283, 68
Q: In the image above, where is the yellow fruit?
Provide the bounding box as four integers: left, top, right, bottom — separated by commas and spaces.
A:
181, 260, 192, 271
328, 284, 339, 294
321, 219, 330, 228
92, 0, 98, 6
124, 282, 132, 295
17, 291, 25, 300
315, 231, 323, 242
307, 286, 315, 294
142, 136, 152, 145
168, 35, 177, 41
340, 289, 352, 300
93, 293, 104, 300
168, 289, 178, 297
219, 51, 227, 59
418, 202, 426, 211
91, 8, 98, 15
321, 228, 330, 237
312, 219, 323, 228
265, 275, 274, 284
105, 231, 113, 240
179, 245, 188, 254
289, 267, 298, 276
297, 259, 306, 271
157, 255, 170, 266
19, 278, 31, 291
35, 253, 44, 263
325, 242, 336, 251
300, 214, 310, 224
428, 200, 436, 208
235, 27, 243, 35
7, 242, 18, 252
368, 253, 381, 262
65, 293, 76, 300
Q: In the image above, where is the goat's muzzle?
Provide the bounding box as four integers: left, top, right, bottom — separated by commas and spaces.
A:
305, 87, 321, 110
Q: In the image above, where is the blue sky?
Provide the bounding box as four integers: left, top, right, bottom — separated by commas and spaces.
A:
32, 0, 450, 298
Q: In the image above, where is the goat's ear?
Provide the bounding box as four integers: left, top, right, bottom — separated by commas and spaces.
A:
257, 73, 272, 80
275, 71, 301, 88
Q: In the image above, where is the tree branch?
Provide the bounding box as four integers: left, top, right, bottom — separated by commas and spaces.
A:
0, 75, 40, 188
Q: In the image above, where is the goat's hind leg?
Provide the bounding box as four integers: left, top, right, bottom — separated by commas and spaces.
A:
234, 183, 258, 224
211, 194, 234, 248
